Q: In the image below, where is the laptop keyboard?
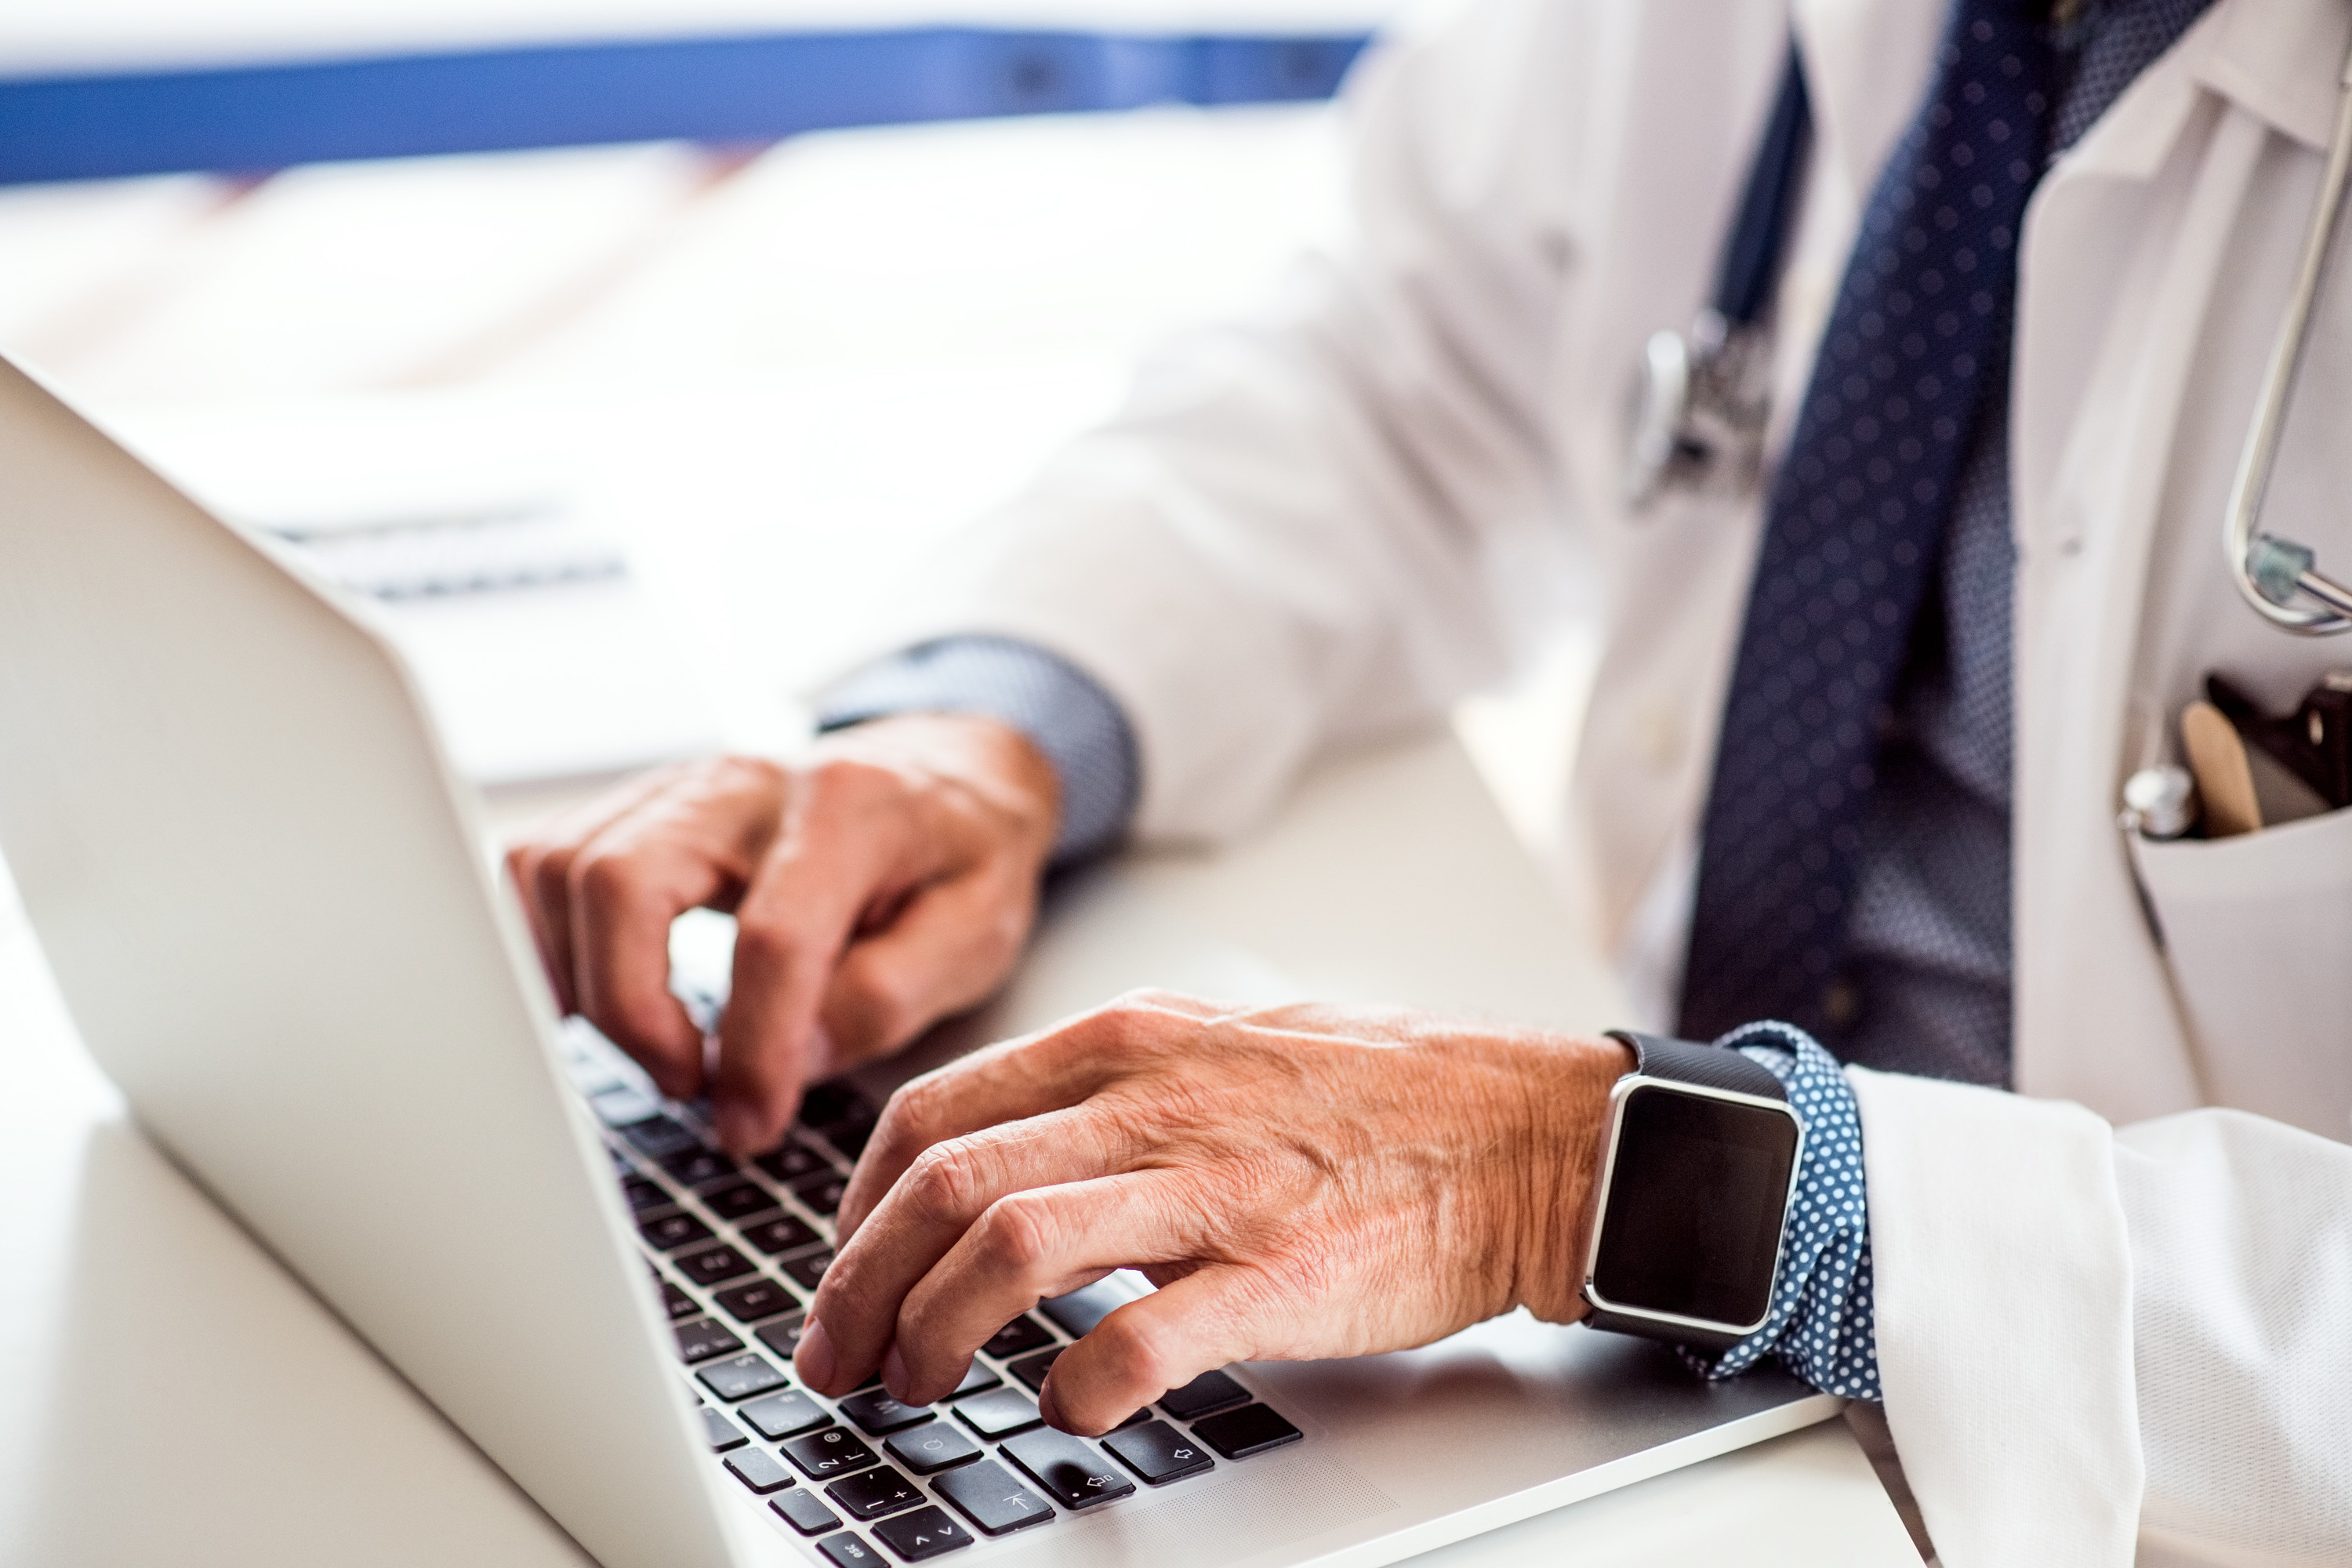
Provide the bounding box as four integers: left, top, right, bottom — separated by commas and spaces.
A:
567, 1025, 1304, 1562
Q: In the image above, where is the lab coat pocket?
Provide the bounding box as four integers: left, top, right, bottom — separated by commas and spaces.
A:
2127, 808, 2352, 1142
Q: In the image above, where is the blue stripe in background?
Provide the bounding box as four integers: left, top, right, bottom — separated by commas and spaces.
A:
0, 27, 1373, 185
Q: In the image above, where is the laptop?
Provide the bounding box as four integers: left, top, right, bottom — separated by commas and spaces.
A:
0, 351, 1838, 1568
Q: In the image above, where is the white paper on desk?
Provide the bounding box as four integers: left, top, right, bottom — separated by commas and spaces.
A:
104, 397, 727, 787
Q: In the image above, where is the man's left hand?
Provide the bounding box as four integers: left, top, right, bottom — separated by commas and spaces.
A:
793, 991, 1629, 1435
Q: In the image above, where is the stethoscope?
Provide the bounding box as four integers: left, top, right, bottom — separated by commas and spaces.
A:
1624, 49, 1811, 512
2226, 37, 2352, 633
1631, 34, 2352, 637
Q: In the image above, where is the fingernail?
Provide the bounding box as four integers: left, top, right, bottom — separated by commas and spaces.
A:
881, 1344, 910, 1403
1036, 1378, 1065, 1432
796, 1316, 836, 1392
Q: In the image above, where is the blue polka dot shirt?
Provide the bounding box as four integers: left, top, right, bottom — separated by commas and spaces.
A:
1685, 1022, 1881, 1402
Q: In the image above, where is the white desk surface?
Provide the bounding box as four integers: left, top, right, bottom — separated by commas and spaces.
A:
0, 728, 1921, 1568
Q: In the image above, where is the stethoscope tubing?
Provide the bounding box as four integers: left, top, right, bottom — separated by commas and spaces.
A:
2223, 36, 2352, 633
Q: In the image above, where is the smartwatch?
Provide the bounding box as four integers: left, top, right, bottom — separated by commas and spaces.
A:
1580, 1030, 1805, 1352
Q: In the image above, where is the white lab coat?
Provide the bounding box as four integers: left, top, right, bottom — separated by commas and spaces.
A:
864, 0, 2352, 1559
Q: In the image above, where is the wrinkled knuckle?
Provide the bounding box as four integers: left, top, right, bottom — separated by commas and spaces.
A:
1088, 996, 1156, 1051
905, 1142, 989, 1225
881, 1076, 950, 1151
976, 1192, 1058, 1277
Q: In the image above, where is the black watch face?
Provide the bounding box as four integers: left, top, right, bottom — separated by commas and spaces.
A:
1590, 1084, 1799, 1330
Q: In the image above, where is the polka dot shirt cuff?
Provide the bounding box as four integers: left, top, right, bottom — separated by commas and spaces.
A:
1676, 1021, 1882, 1403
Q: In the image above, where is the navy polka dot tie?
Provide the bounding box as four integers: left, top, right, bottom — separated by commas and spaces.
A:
1678, 0, 2056, 1042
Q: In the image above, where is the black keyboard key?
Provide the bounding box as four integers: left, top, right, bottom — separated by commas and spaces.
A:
1038, 1280, 1127, 1340
978, 1315, 1054, 1361
1158, 1368, 1250, 1421
701, 1181, 780, 1221
950, 1387, 1041, 1439
930, 1459, 1054, 1537
771, 1487, 841, 1536
781, 1250, 834, 1293
949, 1360, 1001, 1399
639, 1211, 715, 1252
621, 1176, 673, 1214
756, 1312, 808, 1360
714, 1277, 799, 1324
783, 1427, 880, 1480
884, 1422, 982, 1475
741, 1214, 822, 1256
1005, 1348, 1060, 1393
697, 1352, 789, 1403
815, 1533, 881, 1567
699, 1406, 749, 1452
792, 1173, 849, 1218
826, 1465, 927, 1522
797, 1081, 871, 1131
1102, 1419, 1214, 1485
838, 1389, 935, 1436
818, 1109, 879, 1161
660, 1147, 739, 1188
724, 1446, 795, 1494
755, 1140, 832, 1183
674, 1316, 745, 1363
1192, 1403, 1301, 1460
659, 1279, 701, 1320
870, 1505, 973, 1562
676, 1245, 758, 1287
621, 1115, 702, 1158
738, 1387, 831, 1440
998, 1428, 1135, 1510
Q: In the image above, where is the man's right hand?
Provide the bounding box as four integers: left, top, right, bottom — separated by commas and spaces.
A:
505, 713, 1062, 1157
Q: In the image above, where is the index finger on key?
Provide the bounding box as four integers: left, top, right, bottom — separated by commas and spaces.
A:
832, 996, 1201, 1244
797, 1105, 1144, 1397
565, 768, 787, 1096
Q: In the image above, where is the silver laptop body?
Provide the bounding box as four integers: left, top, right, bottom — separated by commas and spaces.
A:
0, 353, 1836, 1568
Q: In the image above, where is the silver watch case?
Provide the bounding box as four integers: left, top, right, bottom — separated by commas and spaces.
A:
1579, 1072, 1806, 1341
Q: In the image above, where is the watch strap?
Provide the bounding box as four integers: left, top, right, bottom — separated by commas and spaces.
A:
1604, 1029, 1786, 1101
1584, 1031, 1788, 1353
1581, 1301, 1747, 1353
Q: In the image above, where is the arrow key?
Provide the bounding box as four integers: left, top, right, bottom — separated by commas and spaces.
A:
1102, 1419, 1214, 1486
869, 1504, 973, 1561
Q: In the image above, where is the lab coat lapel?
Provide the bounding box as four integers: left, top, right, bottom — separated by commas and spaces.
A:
2196, 0, 2347, 151
2009, 0, 2347, 1122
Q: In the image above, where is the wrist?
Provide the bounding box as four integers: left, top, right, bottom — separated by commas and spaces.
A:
1497, 1032, 1635, 1325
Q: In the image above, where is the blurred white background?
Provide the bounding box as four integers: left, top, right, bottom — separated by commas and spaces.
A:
0, 0, 1588, 864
